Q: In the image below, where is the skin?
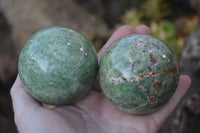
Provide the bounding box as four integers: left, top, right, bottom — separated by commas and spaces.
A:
11, 25, 191, 133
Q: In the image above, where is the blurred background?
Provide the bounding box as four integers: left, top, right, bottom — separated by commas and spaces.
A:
0, 0, 200, 132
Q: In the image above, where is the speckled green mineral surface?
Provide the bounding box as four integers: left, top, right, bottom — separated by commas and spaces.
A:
99, 34, 179, 114
18, 26, 98, 105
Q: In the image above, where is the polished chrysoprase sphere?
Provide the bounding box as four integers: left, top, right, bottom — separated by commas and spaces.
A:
18, 26, 98, 105
99, 34, 179, 114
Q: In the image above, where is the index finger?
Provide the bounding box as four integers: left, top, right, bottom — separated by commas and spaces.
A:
98, 25, 151, 62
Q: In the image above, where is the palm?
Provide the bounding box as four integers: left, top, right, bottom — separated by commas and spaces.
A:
15, 91, 158, 133
11, 25, 191, 133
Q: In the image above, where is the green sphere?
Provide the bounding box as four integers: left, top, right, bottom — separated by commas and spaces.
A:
99, 34, 179, 114
18, 26, 98, 105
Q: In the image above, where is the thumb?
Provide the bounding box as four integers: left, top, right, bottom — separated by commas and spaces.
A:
150, 75, 191, 129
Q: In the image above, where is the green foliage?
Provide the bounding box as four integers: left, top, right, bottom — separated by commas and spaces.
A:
119, 0, 194, 60
182, 17, 199, 35
150, 21, 183, 60
121, 9, 143, 28
140, 0, 171, 21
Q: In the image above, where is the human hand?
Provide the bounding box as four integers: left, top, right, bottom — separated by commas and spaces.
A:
11, 25, 191, 133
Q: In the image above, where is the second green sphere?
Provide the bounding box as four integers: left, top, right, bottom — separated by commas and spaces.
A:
99, 34, 179, 114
